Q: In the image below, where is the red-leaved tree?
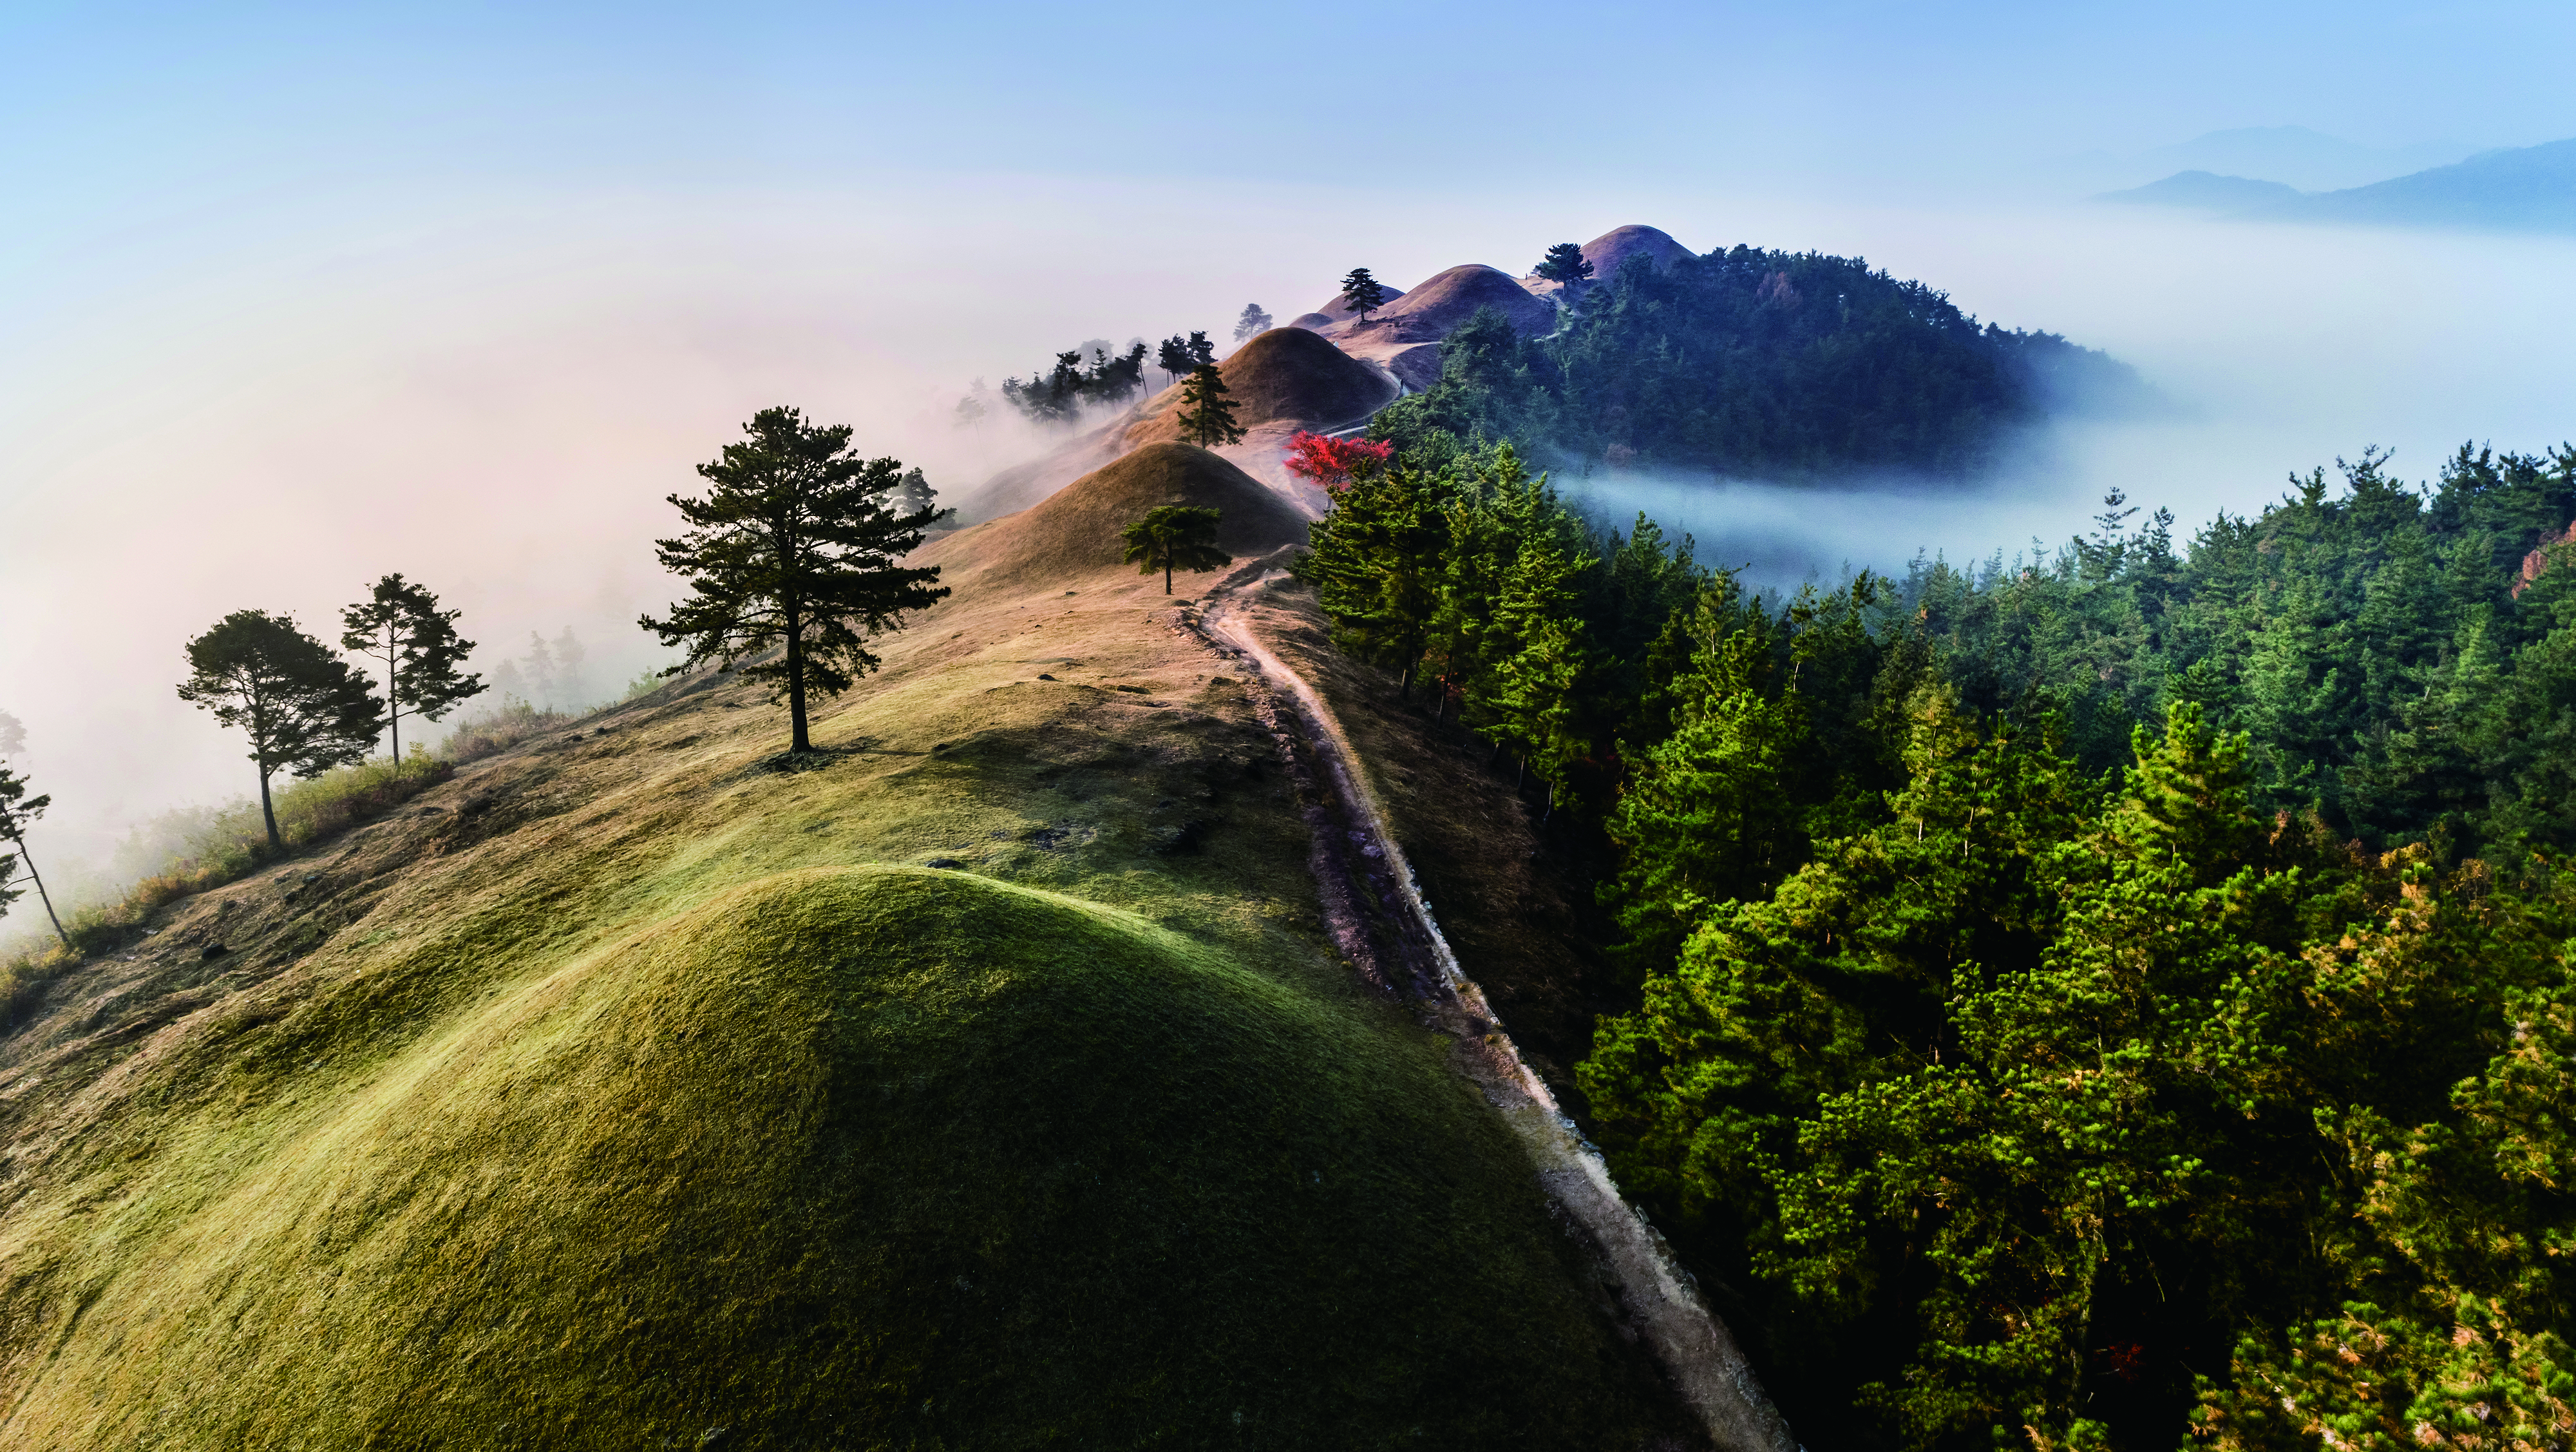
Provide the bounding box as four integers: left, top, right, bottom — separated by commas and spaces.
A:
1283, 432, 1394, 493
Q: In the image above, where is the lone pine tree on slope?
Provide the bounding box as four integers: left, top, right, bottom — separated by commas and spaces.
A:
1121, 506, 1231, 596
1175, 365, 1247, 448
1533, 242, 1595, 294
1339, 267, 1387, 322
178, 610, 384, 852
340, 573, 483, 764
639, 406, 948, 755
1233, 303, 1273, 342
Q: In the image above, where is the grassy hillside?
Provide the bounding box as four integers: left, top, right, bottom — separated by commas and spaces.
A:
0, 446, 1689, 1448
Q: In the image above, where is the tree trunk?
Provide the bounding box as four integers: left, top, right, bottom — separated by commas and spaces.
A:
385, 619, 402, 765
784, 597, 810, 754
1397, 661, 1412, 699
1164, 555, 1173, 595
257, 760, 281, 853
9, 830, 70, 952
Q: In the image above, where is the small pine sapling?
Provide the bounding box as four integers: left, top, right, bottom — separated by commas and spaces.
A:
1120, 506, 1233, 595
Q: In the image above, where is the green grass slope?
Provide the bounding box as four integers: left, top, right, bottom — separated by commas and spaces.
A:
5, 868, 1648, 1448
0, 445, 1686, 1449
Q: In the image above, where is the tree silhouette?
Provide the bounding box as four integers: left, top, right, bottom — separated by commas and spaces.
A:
1174, 365, 1247, 448
1186, 330, 1218, 369
1339, 268, 1387, 321
1121, 506, 1232, 595
639, 406, 949, 754
340, 573, 482, 764
893, 466, 955, 527
1533, 242, 1595, 294
178, 610, 384, 851
0, 763, 68, 951
1156, 335, 1194, 388
1233, 303, 1273, 342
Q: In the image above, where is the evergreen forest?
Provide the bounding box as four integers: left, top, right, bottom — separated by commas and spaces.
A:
1298, 432, 2576, 1451
1374, 246, 2146, 477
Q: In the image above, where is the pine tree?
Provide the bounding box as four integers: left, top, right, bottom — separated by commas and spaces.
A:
552, 627, 588, 707
1119, 506, 1231, 595
1173, 366, 1247, 447
1338, 267, 1387, 321
1186, 331, 1217, 370
639, 407, 949, 754
339, 574, 483, 764
1533, 242, 1594, 294
0, 763, 69, 951
893, 466, 954, 527
1233, 303, 1273, 342
1156, 336, 1194, 387
1295, 457, 1451, 693
522, 632, 558, 707
178, 610, 384, 851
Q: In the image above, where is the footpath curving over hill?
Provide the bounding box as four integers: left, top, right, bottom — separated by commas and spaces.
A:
0, 443, 1724, 1450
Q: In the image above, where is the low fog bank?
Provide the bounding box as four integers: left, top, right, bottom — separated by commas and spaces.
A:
1553, 201, 2576, 592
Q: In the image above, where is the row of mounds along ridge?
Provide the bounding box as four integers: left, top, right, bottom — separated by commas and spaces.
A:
958, 224, 1698, 521
949, 328, 1397, 522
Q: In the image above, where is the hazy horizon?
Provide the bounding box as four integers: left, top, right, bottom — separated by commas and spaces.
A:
6, 1, 2575, 919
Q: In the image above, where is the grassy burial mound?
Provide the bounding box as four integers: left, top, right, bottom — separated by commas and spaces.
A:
0, 868, 1665, 1448
1358, 263, 1556, 341
925, 441, 1307, 593
1522, 224, 1696, 299
1578, 224, 1693, 281
0, 452, 1688, 1448
1120, 327, 1397, 451
1324, 263, 1558, 392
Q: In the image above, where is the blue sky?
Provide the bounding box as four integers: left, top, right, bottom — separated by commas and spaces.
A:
3, 0, 2573, 902
9, 1, 2573, 213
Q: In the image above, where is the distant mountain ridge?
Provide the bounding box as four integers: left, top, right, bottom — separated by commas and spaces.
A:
2099, 137, 2576, 233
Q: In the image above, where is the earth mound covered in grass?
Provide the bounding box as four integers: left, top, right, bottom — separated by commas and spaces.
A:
1124, 327, 1395, 450
1361, 263, 1557, 340
929, 441, 1308, 591
1579, 224, 1694, 280
5, 866, 1665, 1448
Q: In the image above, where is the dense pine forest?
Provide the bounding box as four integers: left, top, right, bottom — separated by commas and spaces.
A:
1298, 432, 2576, 1451
1372, 246, 2146, 477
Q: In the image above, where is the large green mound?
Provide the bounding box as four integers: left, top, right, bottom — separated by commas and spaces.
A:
5, 866, 1660, 1449
924, 441, 1309, 592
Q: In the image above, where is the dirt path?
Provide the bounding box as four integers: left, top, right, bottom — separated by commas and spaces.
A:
1180, 561, 1798, 1452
